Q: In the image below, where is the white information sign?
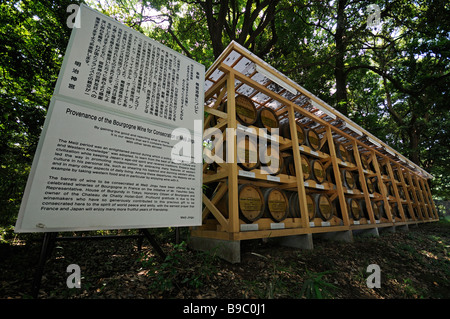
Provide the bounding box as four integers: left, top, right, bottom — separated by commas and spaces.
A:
15, 5, 204, 232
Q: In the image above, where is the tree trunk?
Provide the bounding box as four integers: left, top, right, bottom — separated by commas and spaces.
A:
334, 0, 348, 116
408, 121, 420, 165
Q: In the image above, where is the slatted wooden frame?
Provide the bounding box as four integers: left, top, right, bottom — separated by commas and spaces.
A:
193, 42, 438, 243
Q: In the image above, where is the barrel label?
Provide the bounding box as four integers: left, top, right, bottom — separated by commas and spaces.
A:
267, 175, 280, 182
268, 200, 287, 212
236, 103, 256, 119
240, 224, 259, 231
270, 223, 285, 229
297, 130, 305, 143
240, 197, 262, 211
239, 170, 255, 178
261, 115, 277, 128
308, 132, 319, 147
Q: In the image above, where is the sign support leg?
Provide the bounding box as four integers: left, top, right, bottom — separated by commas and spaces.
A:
31, 229, 166, 298
140, 229, 167, 260
32, 232, 56, 299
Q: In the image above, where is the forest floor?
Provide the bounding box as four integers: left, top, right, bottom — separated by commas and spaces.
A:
1, 220, 449, 301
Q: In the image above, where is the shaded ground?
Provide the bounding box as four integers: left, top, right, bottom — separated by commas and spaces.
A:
1, 221, 449, 300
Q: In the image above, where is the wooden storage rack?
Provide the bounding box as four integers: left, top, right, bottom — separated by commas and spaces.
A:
191, 41, 438, 250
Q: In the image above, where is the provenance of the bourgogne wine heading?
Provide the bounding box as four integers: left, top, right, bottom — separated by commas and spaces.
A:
15, 5, 205, 233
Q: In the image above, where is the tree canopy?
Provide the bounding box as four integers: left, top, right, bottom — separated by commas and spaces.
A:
0, 0, 449, 226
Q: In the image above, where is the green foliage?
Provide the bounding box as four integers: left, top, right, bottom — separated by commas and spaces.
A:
139, 241, 218, 294
300, 269, 338, 299
0, 0, 85, 226
0, 0, 448, 231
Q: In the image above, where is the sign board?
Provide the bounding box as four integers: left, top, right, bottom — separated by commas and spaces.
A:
15, 4, 204, 232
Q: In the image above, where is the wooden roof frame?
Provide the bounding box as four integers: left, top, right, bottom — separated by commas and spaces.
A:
205, 41, 433, 180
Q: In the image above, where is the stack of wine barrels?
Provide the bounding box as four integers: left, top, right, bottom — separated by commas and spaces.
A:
262, 187, 289, 222
280, 121, 306, 144
288, 192, 315, 221
311, 194, 334, 221
342, 169, 356, 190
256, 106, 280, 134
309, 159, 326, 184
209, 95, 258, 128
346, 198, 362, 220
214, 183, 264, 224
335, 141, 350, 162
372, 201, 383, 220
288, 192, 334, 222
259, 144, 283, 175
279, 121, 322, 151
235, 136, 260, 170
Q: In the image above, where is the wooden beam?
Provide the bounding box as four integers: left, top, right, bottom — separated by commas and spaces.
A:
226, 72, 240, 233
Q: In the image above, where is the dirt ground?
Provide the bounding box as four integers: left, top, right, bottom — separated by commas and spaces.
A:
1, 221, 449, 301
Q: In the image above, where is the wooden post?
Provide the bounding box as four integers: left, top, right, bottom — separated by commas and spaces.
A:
385, 160, 406, 222
412, 174, 430, 220
419, 177, 434, 220
371, 153, 393, 223
288, 103, 309, 229
405, 172, 424, 220
226, 72, 240, 234
423, 178, 438, 220
326, 127, 350, 226
352, 141, 375, 224
396, 165, 416, 221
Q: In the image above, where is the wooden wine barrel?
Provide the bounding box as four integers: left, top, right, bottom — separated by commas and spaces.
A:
371, 176, 381, 193
390, 202, 400, 218
360, 199, 370, 219
326, 165, 336, 184
387, 182, 395, 197
366, 176, 375, 194
235, 136, 260, 170
301, 155, 311, 180
342, 169, 356, 190
310, 159, 326, 184
262, 188, 289, 222
372, 201, 383, 220
403, 173, 410, 185
260, 144, 283, 175
306, 128, 321, 151
398, 187, 406, 200
402, 204, 412, 219
215, 95, 258, 126
392, 169, 400, 182
347, 198, 362, 220
312, 194, 334, 221
279, 121, 306, 145
381, 164, 389, 176
360, 153, 369, 170
238, 184, 265, 223
256, 107, 279, 133
288, 192, 315, 221
408, 190, 415, 203
282, 154, 296, 176
335, 142, 349, 162
213, 183, 265, 223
